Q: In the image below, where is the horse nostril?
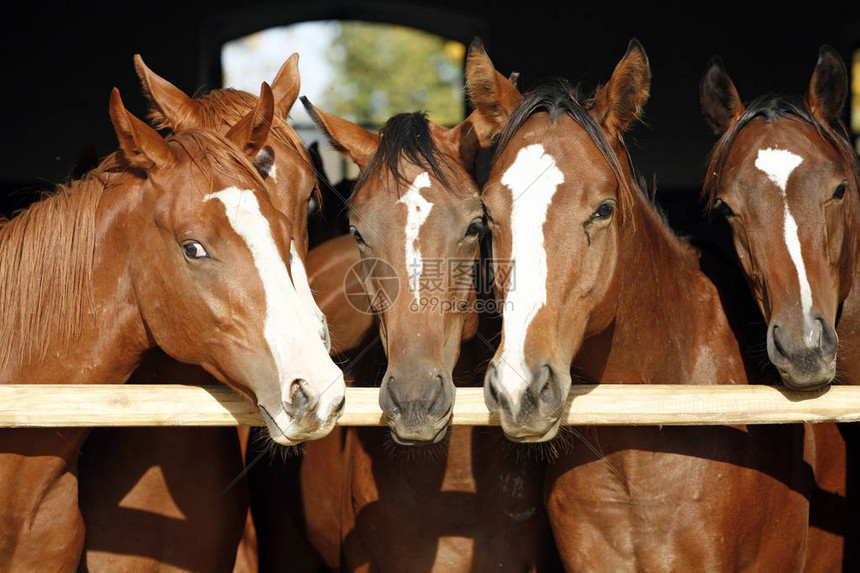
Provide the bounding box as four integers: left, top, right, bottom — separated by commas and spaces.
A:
289, 379, 310, 410
427, 374, 447, 410
381, 376, 402, 414
485, 364, 502, 410
771, 325, 787, 358
333, 395, 346, 415
815, 315, 839, 356
539, 366, 556, 401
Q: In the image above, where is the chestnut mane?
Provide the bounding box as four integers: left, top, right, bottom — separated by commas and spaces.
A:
0, 129, 267, 374
149, 87, 321, 206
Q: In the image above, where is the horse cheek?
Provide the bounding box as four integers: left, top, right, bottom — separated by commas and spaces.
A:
824, 201, 845, 266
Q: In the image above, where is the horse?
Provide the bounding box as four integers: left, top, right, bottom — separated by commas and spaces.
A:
77, 54, 336, 572
0, 82, 345, 571
466, 37, 828, 571
247, 92, 559, 570
700, 45, 860, 568
700, 46, 860, 390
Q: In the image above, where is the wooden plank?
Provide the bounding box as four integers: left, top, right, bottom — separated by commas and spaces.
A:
0, 384, 858, 428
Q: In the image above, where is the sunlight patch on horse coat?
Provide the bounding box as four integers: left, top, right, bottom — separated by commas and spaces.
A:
398, 172, 433, 303
755, 148, 814, 333
118, 465, 186, 519
497, 144, 565, 400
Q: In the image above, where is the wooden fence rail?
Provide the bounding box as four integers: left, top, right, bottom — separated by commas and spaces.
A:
1, 384, 860, 427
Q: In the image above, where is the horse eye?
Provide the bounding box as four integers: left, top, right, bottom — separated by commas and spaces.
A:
832, 184, 846, 201
349, 225, 366, 246
465, 218, 485, 238
182, 241, 209, 259
308, 193, 319, 218
714, 198, 735, 218
591, 201, 615, 221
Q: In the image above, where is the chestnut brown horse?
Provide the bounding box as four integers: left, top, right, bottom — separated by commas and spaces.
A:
0, 84, 345, 571
468, 38, 826, 571
78, 54, 335, 572
700, 46, 860, 568
253, 97, 559, 571
700, 46, 860, 390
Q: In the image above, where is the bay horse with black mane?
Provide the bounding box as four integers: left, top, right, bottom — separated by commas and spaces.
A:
700, 45, 860, 568
700, 46, 860, 390
251, 91, 558, 570
77, 54, 335, 573
0, 83, 345, 571
467, 38, 832, 570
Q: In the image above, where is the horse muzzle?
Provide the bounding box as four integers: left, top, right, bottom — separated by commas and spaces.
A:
484, 361, 569, 443
379, 368, 455, 445
767, 312, 838, 390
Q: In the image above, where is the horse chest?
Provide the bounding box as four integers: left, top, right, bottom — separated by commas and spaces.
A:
349, 427, 478, 511
343, 427, 552, 571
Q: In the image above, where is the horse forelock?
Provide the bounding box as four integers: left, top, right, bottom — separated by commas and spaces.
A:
185, 88, 321, 208
169, 128, 271, 201
494, 80, 639, 229
352, 112, 463, 204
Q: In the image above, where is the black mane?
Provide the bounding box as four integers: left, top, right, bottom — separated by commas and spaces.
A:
495, 79, 638, 217
356, 112, 454, 194
704, 93, 858, 207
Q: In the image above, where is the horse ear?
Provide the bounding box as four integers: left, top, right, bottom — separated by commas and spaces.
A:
226, 82, 275, 158
134, 54, 203, 131
465, 37, 523, 147
429, 116, 481, 175
301, 96, 379, 170
806, 45, 848, 123
110, 87, 173, 170
700, 56, 745, 135
591, 38, 651, 138
271, 53, 301, 118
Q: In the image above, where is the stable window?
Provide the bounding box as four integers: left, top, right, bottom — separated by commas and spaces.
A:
222, 21, 466, 185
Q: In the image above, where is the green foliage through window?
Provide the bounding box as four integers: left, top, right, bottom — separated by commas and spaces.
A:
222, 20, 465, 129
322, 21, 465, 127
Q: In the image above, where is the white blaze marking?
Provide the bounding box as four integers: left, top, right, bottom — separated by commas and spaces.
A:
497, 144, 565, 399
754, 148, 814, 335
290, 241, 330, 347
204, 188, 343, 427
398, 172, 433, 302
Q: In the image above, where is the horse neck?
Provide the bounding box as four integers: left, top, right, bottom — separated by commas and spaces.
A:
577, 189, 747, 385
0, 170, 149, 384
833, 197, 860, 375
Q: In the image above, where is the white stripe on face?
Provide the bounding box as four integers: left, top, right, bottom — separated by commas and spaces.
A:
754, 148, 814, 335
496, 144, 565, 399
204, 188, 343, 419
398, 172, 433, 303
290, 241, 331, 349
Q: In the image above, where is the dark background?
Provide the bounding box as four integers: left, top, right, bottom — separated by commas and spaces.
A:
2, 0, 859, 229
